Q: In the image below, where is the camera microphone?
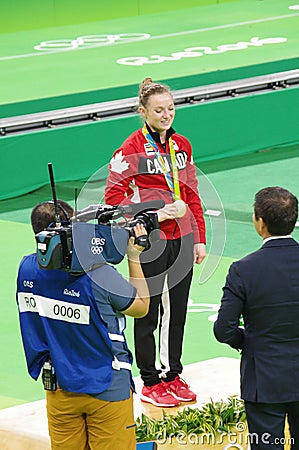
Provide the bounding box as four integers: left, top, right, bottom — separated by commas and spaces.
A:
73, 204, 116, 222
119, 200, 165, 216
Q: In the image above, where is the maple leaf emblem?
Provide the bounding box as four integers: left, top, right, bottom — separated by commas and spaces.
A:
109, 151, 130, 174
171, 139, 179, 150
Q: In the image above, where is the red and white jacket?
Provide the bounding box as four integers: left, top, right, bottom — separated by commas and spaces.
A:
105, 127, 206, 244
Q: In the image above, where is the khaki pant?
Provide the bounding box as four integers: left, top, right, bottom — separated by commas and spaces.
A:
46, 389, 136, 450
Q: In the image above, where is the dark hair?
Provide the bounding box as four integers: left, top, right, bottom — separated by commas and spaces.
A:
254, 187, 298, 235
31, 200, 74, 234
138, 77, 172, 109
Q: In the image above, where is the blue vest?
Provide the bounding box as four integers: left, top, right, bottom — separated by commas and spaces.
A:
17, 254, 127, 394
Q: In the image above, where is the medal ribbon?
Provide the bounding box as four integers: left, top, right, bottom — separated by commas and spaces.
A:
142, 124, 180, 200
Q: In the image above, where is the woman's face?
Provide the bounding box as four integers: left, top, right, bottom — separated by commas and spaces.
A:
139, 93, 175, 134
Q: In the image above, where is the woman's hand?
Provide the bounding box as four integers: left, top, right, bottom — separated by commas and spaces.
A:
193, 243, 206, 264
157, 200, 187, 222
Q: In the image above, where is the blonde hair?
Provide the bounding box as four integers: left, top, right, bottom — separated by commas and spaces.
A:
138, 77, 172, 108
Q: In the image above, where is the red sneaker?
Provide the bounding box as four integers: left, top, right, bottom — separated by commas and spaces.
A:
141, 383, 180, 407
162, 376, 197, 402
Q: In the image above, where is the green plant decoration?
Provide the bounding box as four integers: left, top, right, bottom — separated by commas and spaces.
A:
136, 396, 246, 442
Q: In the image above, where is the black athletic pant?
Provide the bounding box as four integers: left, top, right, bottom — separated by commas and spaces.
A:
135, 234, 194, 386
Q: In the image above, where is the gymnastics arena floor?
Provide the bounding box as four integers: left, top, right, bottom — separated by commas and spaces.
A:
0, 0, 298, 117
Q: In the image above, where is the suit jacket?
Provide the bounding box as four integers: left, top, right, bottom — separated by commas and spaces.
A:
214, 237, 299, 403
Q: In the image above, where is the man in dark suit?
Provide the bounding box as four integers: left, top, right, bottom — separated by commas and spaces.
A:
214, 186, 299, 449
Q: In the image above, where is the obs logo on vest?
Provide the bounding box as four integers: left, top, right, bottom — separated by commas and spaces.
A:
91, 237, 106, 255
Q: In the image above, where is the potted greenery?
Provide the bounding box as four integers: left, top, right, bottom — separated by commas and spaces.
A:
136, 396, 248, 449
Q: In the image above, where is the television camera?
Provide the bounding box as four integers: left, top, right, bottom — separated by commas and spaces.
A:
36, 163, 164, 272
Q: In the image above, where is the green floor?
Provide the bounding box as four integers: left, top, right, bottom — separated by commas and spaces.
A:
0, 0, 298, 116
1, 144, 299, 410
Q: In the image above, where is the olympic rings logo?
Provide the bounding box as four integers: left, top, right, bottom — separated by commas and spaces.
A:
91, 246, 104, 255
34, 33, 151, 51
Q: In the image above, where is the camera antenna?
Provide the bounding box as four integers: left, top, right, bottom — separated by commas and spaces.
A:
48, 162, 62, 228
74, 187, 78, 220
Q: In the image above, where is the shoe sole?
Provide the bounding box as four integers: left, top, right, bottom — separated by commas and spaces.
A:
140, 394, 180, 407
165, 391, 196, 402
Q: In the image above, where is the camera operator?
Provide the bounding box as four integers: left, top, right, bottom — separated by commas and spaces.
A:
16, 200, 149, 450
